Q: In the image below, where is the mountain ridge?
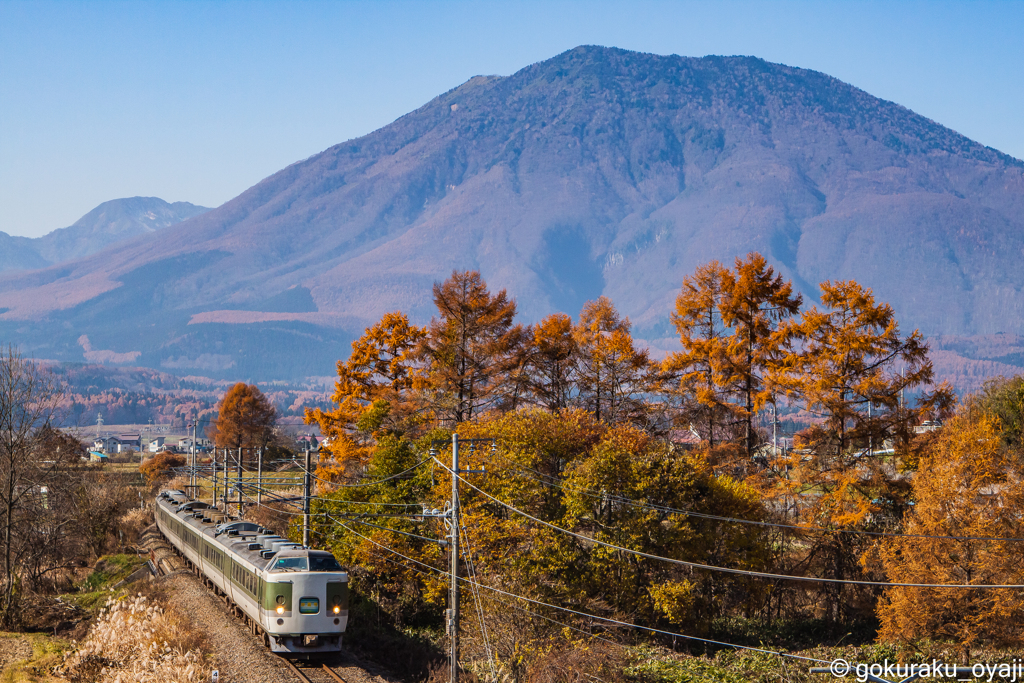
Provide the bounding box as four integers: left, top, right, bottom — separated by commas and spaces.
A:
1, 46, 1022, 383
0, 196, 209, 273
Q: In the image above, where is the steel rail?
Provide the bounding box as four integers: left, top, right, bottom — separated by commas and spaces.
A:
278, 656, 313, 683
321, 664, 347, 683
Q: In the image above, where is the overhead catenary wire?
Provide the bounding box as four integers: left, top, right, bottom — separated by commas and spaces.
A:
177, 465, 425, 507
334, 519, 830, 666
438, 458, 1024, 589
222, 470, 825, 666
307, 457, 431, 488
489, 448, 1024, 543
352, 520, 622, 651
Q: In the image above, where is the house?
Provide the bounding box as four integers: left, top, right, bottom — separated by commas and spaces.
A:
178, 437, 211, 452
148, 437, 166, 453
296, 434, 320, 450
117, 434, 141, 453
93, 436, 120, 453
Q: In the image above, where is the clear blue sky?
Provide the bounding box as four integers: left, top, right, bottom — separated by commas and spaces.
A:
2, 0, 1021, 238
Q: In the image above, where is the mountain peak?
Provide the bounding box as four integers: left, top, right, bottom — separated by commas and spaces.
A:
1, 48, 1022, 385
0, 197, 210, 272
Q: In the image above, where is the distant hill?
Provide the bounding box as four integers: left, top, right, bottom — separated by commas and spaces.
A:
1, 46, 1022, 386
0, 197, 209, 272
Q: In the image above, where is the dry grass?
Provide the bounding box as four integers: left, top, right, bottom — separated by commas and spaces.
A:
57, 593, 211, 683
116, 508, 153, 544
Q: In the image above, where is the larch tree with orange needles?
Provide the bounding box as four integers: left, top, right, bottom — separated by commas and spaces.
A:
778, 280, 945, 623
523, 313, 578, 413
208, 382, 277, 457
872, 400, 1024, 656
572, 297, 653, 425
305, 311, 426, 470
662, 260, 736, 448
720, 253, 802, 458
416, 270, 523, 424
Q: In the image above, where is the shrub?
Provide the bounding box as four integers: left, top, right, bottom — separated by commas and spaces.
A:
139, 452, 186, 485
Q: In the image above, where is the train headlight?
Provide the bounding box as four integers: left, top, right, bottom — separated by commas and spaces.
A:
276, 606, 285, 615
333, 606, 340, 614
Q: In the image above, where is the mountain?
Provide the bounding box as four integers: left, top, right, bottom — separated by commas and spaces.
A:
0, 197, 209, 272
1, 46, 1023, 384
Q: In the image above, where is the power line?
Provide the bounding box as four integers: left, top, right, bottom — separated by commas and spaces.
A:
232, 471, 827, 666
440, 459, 1024, 589
307, 457, 431, 488
490, 448, 1024, 543
334, 520, 829, 666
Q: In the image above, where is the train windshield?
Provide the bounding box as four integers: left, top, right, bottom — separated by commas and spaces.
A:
269, 554, 344, 572
270, 557, 307, 572
309, 555, 343, 572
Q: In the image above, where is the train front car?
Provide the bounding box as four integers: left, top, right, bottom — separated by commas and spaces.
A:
155, 489, 349, 656
262, 549, 349, 654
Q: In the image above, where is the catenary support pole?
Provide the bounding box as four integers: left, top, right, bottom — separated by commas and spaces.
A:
302, 447, 311, 547
223, 448, 229, 511
257, 447, 263, 506
237, 447, 243, 517
450, 433, 460, 683
190, 421, 197, 490
212, 452, 217, 507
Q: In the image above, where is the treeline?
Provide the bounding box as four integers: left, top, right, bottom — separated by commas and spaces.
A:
0, 348, 151, 628
59, 387, 330, 428
302, 256, 1024, 678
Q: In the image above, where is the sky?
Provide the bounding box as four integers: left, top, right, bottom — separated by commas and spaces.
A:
2, 0, 1022, 238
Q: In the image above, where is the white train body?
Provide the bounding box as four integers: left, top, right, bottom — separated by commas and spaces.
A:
155, 489, 349, 654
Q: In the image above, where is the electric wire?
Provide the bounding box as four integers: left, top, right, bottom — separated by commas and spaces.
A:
335, 519, 829, 666
489, 449, 1024, 543
307, 458, 431, 488
440, 459, 1024, 589
183, 480, 819, 666
458, 508, 498, 680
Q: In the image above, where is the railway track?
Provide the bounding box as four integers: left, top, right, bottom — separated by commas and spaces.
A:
279, 656, 348, 683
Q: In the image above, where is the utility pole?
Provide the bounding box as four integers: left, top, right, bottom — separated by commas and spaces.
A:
449, 434, 460, 683
302, 447, 311, 547
223, 448, 229, 511
426, 434, 490, 683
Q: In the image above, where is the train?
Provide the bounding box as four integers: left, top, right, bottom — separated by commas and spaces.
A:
155, 488, 349, 655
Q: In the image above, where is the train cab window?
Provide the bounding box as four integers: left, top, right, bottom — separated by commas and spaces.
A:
270, 557, 307, 572
309, 555, 343, 572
